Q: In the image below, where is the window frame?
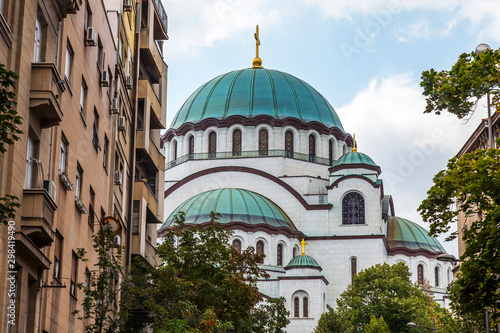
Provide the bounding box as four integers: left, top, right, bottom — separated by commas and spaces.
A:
65, 41, 74, 86
342, 192, 366, 225
70, 251, 78, 298
75, 163, 83, 199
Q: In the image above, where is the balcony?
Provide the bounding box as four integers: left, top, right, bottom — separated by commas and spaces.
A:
136, 130, 165, 171
138, 79, 165, 129
132, 234, 157, 267
21, 188, 58, 248
140, 30, 164, 82
133, 180, 160, 223
148, 0, 168, 40
55, 0, 81, 18
30, 63, 65, 128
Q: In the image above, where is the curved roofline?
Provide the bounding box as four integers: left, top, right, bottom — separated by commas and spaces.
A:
327, 174, 384, 195
164, 166, 333, 211
328, 163, 381, 174
161, 115, 352, 146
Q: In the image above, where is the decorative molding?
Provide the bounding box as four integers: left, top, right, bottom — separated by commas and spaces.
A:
278, 275, 329, 285
328, 163, 381, 174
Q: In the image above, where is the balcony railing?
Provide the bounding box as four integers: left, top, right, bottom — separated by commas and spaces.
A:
151, 0, 168, 39
165, 149, 336, 170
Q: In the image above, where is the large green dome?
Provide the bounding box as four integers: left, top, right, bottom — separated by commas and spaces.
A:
170, 68, 345, 130
160, 188, 296, 231
387, 217, 445, 254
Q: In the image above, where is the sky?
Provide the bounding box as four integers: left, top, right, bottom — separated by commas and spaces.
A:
160, 0, 500, 257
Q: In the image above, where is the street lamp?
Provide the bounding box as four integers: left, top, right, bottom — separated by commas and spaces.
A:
407, 318, 441, 332
475, 43, 494, 149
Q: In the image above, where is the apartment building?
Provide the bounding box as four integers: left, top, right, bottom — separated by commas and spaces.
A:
0, 0, 167, 331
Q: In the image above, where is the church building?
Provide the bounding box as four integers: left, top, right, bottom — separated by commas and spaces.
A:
160, 28, 453, 332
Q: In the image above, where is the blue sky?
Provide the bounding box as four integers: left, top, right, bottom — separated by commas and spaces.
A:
160, 0, 500, 256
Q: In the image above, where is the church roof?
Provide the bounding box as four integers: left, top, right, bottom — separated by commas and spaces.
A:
386, 217, 446, 254
332, 151, 378, 168
170, 68, 345, 130
285, 255, 322, 271
160, 188, 297, 231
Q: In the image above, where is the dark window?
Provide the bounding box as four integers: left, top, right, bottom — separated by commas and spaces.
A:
303, 297, 308, 318
342, 192, 365, 224
232, 129, 242, 156
293, 247, 298, 258
258, 129, 268, 156
70, 251, 78, 297
418, 264, 424, 285
132, 200, 140, 235
277, 244, 283, 266
285, 130, 294, 157
189, 135, 195, 155
75, 163, 83, 199
351, 257, 357, 285
92, 109, 100, 150
232, 239, 241, 254
173, 141, 177, 160
309, 134, 316, 162
294, 297, 299, 318
435, 266, 439, 287
88, 187, 95, 228
53, 232, 63, 280
208, 132, 217, 158
59, 135, 68, 174
97, 38, 103, 70
256, 240, 264, 256
80, 78, 87, 120
103, 135, 109, 171
329, 139, 334, 165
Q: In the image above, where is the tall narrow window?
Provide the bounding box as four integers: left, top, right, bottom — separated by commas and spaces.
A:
303, 297, 308, 318
189, 135, 195, 155
147, 171, 157, 195
75, 163, 83, 199
294, 297, 299, 318
232, 239, 241, 254
25, 133, 39, 189
277, 244, 283, 266
53, 232, 63, 280
293, 247, 298, 258
103, 135, 109, 171
208, 132, 216, 158
435, 266, 440, 287
93, 110, 100, 150
172, 141, 177, 160
342, 192, 365, 225
59, 136, 68, 174
309, 134, 316, 162
351, 257, 357, 285
70, 251, 78, 297
84, 2, 92, 32
84, 269, 91, 312
97, 38, 103, 70
258, 129, 268, 156
417, 264, 424, 285
88, 187, 95, 227
80, 79, 87, 120
329, 139, 334, 165
285, 130, 294, 157
232, 129, 242, 156
256, 240, 264, 256
34, 17, 42, 62
65, 41, 74, 84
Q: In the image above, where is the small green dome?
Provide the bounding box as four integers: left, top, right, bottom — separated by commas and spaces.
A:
285, 255, 322, 271
387, 217, 445, 253
170, 68, 345, 130
332, 151, 378, 168
160, 188, 296, 231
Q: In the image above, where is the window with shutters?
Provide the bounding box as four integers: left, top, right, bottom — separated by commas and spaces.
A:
258, 129, 268, 156
232, 129, 242, 156
342, 192, 365, 224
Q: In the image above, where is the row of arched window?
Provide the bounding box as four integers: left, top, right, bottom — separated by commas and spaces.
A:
417, 264, 449, 287
232, 239, 299, 266
293, 296, 308, 318
171, 129, 340, 163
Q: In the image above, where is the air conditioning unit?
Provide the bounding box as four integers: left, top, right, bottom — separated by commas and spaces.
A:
117, 116, 126, 131
110, 98, 119, 114
125, 75, 132, 89
85, 27, 97, 46
100, 70, 110, 87
43, 180, 57, 202
123, 0, 132, 12
114, 170, 122, 185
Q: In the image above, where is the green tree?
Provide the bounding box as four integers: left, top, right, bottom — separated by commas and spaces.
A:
336, 262, 433, 332
420, 47, 500, 119
0, 64, 23, 225
74, 223, 123, 333
364, 316, 390, 333
313, 308, 349, 333
250, 297, 290, 333
121, 212, 276, 332
418, 142, 500, 327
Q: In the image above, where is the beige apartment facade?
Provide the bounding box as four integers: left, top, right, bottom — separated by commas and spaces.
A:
0, 0, 167, 331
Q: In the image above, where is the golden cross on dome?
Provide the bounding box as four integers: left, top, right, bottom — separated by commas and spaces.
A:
300, 239, 307, 256
252, 25, 263, 68
352, 134, 357, 152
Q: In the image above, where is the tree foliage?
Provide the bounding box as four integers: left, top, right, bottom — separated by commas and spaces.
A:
364, 316, 390, 333
121, 212, 282, 332
313, 308, 349, 333
421, 48, 500, 119
249, 297, 290, 333
74, 223, 123, 333
0, 64, 22, 225
418, 141, 500, 327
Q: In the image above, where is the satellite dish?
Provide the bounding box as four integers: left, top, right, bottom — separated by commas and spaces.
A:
103, 216, 121, 235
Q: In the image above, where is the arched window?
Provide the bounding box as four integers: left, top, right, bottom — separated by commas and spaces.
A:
259, 129, 268, 156
293, 297, 299, 318
285, 130, 294, 157
232, 129, 242, 156
309, 134, 316, 162
417, 264, 424, 285
172, 141, 177, 160
232, 239, 241, 254
256, 240, 264, 256
303, 297, 308, 318
189, 135, 195, 155
293, 247, 298, 258
342, 192, 365, 224
277, 244, 283, 266
435, 266, 440, 287
208, 132, 216, 158
329, 139, 334, 165
448, 269, 452, 284
351, 257, 357, 285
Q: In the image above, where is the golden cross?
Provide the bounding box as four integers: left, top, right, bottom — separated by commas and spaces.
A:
254, 25, 260, 58
352, 133, 357, 152
300, 239, 307, 256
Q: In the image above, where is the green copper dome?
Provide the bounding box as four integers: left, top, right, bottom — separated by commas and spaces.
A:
387, 217, 445, 253
160, 188, 296, 231
170, 68, 345, 130
332, 151, 378, 168
285, 255, 322, 271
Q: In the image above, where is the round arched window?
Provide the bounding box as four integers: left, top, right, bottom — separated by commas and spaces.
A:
342, 192, 365, 224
